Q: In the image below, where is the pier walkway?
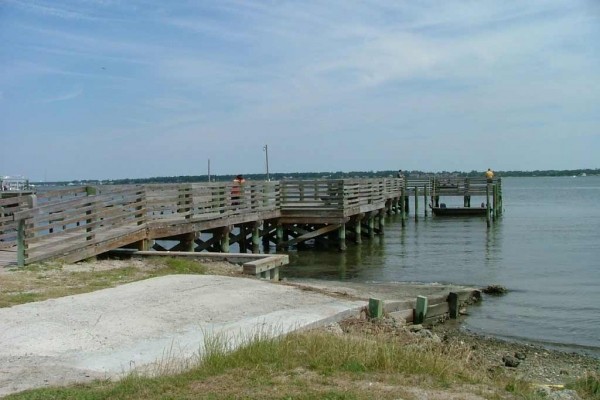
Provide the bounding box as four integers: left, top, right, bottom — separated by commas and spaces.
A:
0, 177, 501, 267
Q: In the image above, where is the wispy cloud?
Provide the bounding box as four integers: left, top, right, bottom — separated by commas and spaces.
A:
41, 87, 83, 103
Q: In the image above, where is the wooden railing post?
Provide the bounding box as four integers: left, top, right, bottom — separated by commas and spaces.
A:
178, 184, 193, 219
85, 186, 97, 241
17, 218, 25, 267
16, 194, 36, 266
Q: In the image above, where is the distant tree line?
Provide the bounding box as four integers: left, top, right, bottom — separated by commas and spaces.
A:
35, 168, 599, 186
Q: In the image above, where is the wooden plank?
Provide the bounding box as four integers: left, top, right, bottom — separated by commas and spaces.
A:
426, 302, 450, 318
242, 255, 289, 274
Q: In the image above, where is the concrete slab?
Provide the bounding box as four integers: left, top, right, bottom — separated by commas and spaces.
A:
0, 275, 364, 396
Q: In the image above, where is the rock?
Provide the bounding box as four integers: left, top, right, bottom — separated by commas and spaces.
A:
409, 324, 423, 332
482, 285, 508, 295
547, 389, 582, 400
502, 355, 520, 368
514, 352, 526, 360
322, 323, 344, 336
459, 308, 469, 315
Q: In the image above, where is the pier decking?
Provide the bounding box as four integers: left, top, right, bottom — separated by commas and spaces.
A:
0, 177, 502, 268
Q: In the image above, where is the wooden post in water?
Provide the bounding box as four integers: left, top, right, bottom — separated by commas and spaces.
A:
486, 184, 491, 227
400, 187, 406, 227
368, 212, 375, 238
423, 184, 428, 217
354, 214, 363, 244
498, 179, 503, 216
338, 223, 347, 251
414, 186, 418, 221
378, 209, 385, 234
492, 184, 497, 220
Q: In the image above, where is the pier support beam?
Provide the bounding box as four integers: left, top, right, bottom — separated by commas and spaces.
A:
338, 223, 346, 251
276, 223, 284, 245
252, 221, 261, 253
220, 226, 231, 253
486, 184, 491, 227
181, 232, 195, 252
423, 185, 428, 217
414, 186, 418, 221
400, 188, 406, 227
354, 214, 364, 244
367, 212, 375, 238
378, 209, 385, 234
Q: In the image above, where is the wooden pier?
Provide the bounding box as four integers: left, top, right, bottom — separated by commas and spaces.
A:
0, 177, 502, 268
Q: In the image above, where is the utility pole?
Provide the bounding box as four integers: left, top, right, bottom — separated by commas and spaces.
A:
263, 145, 270, 181
207, 159, 211, 182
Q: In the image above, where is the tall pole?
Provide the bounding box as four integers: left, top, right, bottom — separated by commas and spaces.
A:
263, 144, 270, 181
207, 159, 211, 182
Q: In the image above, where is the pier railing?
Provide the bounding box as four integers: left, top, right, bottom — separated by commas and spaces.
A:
280, 178, 404, 213
144, 181, 280, 224
12, 186, 147, 264
4, 177, 500, 266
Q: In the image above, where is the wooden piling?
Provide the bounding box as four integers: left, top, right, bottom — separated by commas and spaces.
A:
378, 209, 385, 235
400, 187, 406, 227
448, 292, 459, 319
252, 222, 261, 253
414, 295, 428, 324
338, 223, 347, 251
369, 298, 383, 319
414, 186, 418, 221
423, 184, 428, 217
354, 214, 363, 244
220, 226, 231, 253
486, 184, 491, 227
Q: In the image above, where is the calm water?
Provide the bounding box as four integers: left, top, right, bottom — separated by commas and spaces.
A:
282, 177, 600, 357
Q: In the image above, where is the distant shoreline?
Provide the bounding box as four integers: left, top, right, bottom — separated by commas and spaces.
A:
30, 169, 600, 186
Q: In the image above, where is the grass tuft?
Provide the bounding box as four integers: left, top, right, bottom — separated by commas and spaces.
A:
566, 372, 600, 399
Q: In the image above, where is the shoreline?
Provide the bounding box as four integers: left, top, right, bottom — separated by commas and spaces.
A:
285, 277, 599, 384
1, 258, 598, 397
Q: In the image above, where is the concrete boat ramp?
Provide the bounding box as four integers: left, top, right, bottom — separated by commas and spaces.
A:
0, 275, 366, 396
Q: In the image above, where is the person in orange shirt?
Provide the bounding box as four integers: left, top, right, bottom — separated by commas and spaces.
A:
232, 174, 246, 205
485, 168, 494, 183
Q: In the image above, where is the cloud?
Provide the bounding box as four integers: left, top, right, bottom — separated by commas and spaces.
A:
41, 87, 83, 103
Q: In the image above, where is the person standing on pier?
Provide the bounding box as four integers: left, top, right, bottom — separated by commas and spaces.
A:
232, 174, 246, 206
485, 168, 494, 183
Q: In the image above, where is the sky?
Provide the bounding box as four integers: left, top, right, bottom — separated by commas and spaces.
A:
1, 0, 599, 181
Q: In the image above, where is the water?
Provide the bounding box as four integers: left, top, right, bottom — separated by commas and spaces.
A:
283, 176, 600, 357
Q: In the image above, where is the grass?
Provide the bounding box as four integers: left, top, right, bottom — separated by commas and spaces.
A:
0, 257, 210, 308
4, 327, 545, 400
567, 372, 600, 399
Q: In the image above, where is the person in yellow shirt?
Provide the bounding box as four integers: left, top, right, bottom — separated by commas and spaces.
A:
485, 168, 494, 183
